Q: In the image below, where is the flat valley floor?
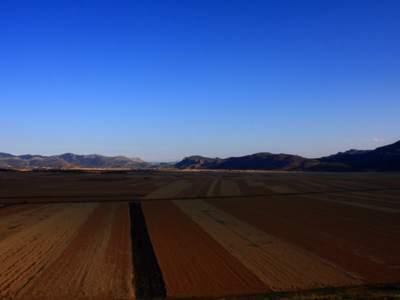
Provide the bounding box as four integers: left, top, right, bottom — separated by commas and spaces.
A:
0, 170, 399, 299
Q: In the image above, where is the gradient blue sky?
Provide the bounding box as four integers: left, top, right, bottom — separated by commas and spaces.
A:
1, 0, 399, 161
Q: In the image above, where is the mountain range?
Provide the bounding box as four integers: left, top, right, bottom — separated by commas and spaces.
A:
175, 140, 400, 171
0, 153, 149, 169
1, 140, 399, 171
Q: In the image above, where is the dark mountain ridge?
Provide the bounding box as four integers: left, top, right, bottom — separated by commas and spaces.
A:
2, 140, 399, 171
319, 140, 400, 171
176, 140, 400, 171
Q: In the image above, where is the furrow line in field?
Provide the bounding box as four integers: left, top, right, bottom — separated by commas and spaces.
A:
18, 203, 134, 300
0, 203, 96, 299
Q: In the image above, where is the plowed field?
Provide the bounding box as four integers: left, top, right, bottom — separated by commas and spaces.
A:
0, 202, 133, 300
0, 170, 399, 299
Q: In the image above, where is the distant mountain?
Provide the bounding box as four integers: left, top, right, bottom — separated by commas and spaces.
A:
175, 155, 223, 169
176, 153, 319, 170
2, 140, 400, 171
176, 153, 317, 170
0, 153, 149, 169
318, 140, 400, 171
175, 140, 400, 171
0, 153, 15, 158
149, 161, 178, 168
218, 153, 317, 170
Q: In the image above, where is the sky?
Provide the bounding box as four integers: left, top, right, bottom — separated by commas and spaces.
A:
0, 0, 399, 161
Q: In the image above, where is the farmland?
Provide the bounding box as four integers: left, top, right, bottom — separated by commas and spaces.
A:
0, 170, 399, 299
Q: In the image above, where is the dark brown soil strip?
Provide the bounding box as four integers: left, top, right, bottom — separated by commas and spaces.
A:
2, 186, 400, 205
129, 201, 166, 299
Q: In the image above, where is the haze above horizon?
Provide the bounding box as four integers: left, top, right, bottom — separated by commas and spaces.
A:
1, 0, 399, 161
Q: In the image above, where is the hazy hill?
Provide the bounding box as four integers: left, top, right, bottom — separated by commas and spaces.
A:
176, 140, 400, 171
0, 153, 149, 169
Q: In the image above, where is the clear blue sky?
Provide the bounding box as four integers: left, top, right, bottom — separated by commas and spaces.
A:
1, 0, 399, 161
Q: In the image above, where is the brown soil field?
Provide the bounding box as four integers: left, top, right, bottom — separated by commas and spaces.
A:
0, 203, 96, 299
0, 170, 399, 300
206, 192, 400, 284
238, 177, 271, 195
175, 176, 215, 198
0, 202, 134, 300
219, 179, 243, 196
0, 171, 166, 204
174, 199, 359, 291
143, 179, 192, 199
142, 200, 268, 298
206, 176, 222, 197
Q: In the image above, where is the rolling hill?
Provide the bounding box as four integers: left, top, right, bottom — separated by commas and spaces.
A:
175, 153, 318, 171
0, 153, 149, 169
317, 140, 400, 171
175, 140, 400, 171
2, 140, 399, 171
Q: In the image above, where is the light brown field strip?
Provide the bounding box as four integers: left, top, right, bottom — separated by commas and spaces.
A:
206, 195, 400, 283
18, 203, 134, 300
0, 204, 43, 218
0, 203, 97, 299
142, 200, 268, 298
174, 199, 360, 291
0, 204, 67, 242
